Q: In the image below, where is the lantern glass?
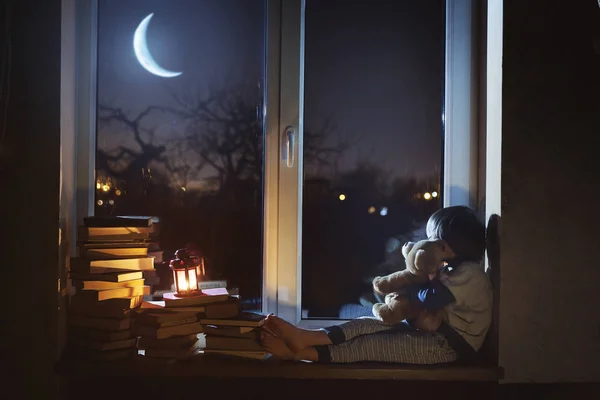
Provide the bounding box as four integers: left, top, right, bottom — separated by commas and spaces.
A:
188, 269, 198, 291
172, 264, 202, 295
175, 269, 189, 292
170, 249, 204, 296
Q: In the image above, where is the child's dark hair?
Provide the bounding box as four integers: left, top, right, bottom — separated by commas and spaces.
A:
426, 206, 486, 262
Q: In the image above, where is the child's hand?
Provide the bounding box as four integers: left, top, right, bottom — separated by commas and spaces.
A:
412, 309, 443, 332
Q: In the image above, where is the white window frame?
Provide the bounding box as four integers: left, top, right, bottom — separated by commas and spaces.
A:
444, 0, 480, 209
65, 0, 481, 329
74, 0, 98, 237
60, 0, 98, 260
276, 0, 482, 328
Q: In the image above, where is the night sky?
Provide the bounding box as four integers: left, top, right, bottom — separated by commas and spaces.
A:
97, 0, 444, 183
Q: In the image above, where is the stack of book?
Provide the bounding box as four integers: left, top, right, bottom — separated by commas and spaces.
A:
135, 287, 235, 359
199, 311, 269, 360
135, 287, 269, 360
66, 216, 155, 362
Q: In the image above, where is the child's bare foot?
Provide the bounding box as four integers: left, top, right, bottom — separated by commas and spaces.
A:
260, 331, 295, 360
263, 315, 315, 352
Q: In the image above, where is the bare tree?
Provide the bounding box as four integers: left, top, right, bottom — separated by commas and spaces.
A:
162, 137, 203, 190
169, 85, 354, 190
96, 105, 168, 184
166, 84, 261, 191
97, 83, 356, 199
304, 116, 360, 178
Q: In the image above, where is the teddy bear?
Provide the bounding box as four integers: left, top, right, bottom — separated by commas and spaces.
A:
371, 239, 448, 325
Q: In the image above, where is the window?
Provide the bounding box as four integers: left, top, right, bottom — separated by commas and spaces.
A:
300, 0, 445, 320
71, 0, 479, 328
94, 0, 267, 309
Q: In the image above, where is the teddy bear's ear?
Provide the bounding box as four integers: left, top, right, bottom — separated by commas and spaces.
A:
414, 247, 442, 274
401, 241, 415, 258
414, 249, 427, 269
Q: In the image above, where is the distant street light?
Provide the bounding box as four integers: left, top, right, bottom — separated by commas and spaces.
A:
424, 192, 432, 200
368, 206, 376, 214
339, 194, 346, 201
380, 207, 388, 216
432, 191, 438, 198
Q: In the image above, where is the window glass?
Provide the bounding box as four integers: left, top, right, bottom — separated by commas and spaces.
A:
302, 0, 445, 318
95, 0, 265, 309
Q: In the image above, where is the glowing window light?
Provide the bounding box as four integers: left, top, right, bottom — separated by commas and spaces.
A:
102, 184, 110, 192
96, 182, 101, 189
97, 200, 103, 206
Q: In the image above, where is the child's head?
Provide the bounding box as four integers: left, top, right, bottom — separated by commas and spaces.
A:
426, 206, 486, 263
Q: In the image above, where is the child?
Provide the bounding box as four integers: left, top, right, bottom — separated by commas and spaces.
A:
260, 206, 493, 364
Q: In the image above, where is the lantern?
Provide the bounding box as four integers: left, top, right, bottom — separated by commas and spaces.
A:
169, 249, 204, 296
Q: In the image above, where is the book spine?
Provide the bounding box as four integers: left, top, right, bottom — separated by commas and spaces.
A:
159, 317, 198, 328
198, 280, 228, 290
96, 286, 150, 301
73, 278, 145, 290
157, 323, 204, 339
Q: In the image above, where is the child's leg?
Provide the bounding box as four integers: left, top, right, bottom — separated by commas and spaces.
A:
261, 332, 320, 361
264, 315, 333, 352
315, 330, 457, 364
264, 315, 402, 352
324, 317, 409, 344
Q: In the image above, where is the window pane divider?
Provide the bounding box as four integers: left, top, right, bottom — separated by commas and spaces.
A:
75, 0, 98, 233
262, 0, 283, 316
444, 0, 479, 208
276, 0, 305, 324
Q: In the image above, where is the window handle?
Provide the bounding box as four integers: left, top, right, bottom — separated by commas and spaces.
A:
282, 126, 296, 168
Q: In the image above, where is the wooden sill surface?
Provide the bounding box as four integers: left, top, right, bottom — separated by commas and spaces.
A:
57, 354, 503, 381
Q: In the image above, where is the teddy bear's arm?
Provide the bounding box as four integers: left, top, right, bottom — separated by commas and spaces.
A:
372, 272, 397, 294
372, 293, 425, 325
373, 270, 426, 294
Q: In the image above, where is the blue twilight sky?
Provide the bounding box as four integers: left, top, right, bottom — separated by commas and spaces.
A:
97, 0, 444, 182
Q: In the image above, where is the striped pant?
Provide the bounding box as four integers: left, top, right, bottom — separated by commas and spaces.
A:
315, 317, 457, 364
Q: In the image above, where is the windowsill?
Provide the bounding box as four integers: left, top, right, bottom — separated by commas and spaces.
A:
56, 354, 503, 382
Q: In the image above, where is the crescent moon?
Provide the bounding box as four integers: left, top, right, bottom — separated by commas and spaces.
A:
133, 13, 182, 78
